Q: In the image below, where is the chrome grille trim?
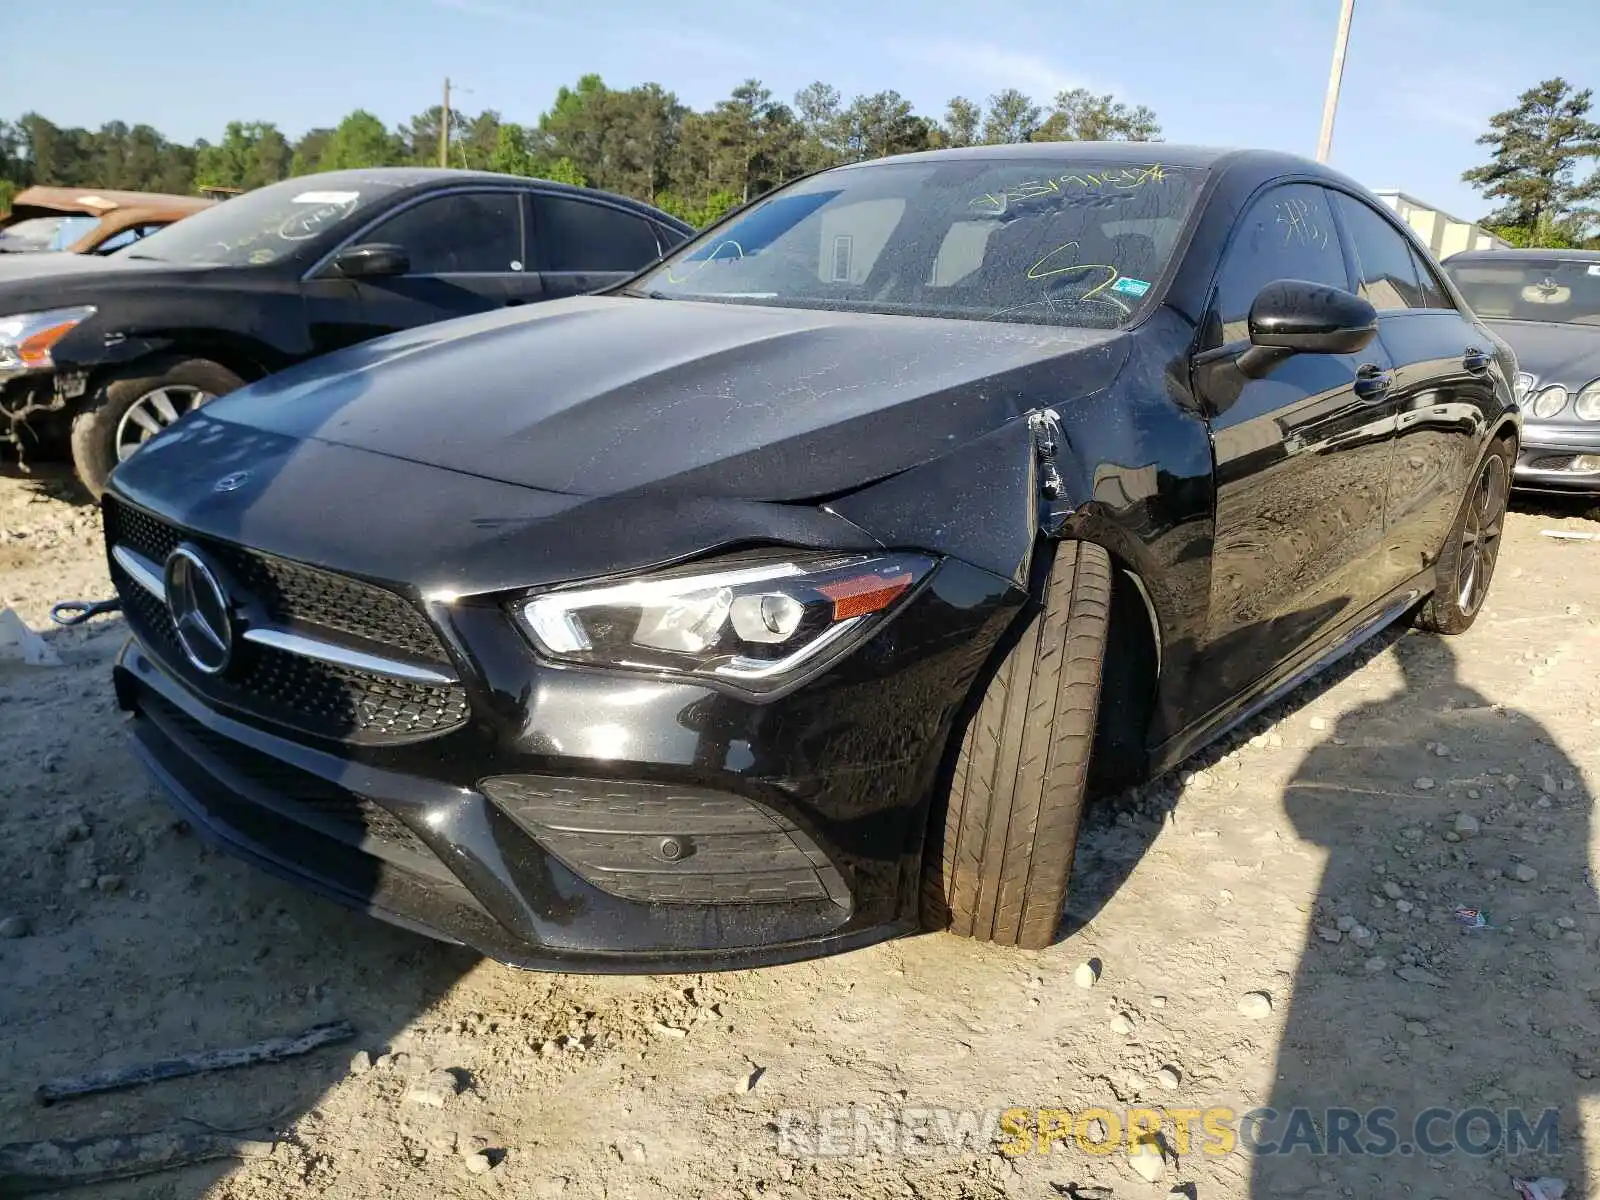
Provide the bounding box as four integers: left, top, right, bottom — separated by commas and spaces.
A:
109, 544, 459, 685
112, 545, 165, 599
241, 628, 458, 685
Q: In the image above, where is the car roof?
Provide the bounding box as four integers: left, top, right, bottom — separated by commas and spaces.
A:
827, 143, 1380, 208
836, 142, 1336, 178
1443, 247, 1600, 266
289, 167, 695, 231
6, 186, 212, 220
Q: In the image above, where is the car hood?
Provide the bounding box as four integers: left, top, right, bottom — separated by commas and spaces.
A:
204, 295, 1129, 503
0, 249, 171, 291
1485, 319, 1600, 388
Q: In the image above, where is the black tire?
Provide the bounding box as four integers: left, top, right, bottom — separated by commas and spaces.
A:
923, 539, 1112, 950
1412, 439, 1512, 635
70, 357, 244, 498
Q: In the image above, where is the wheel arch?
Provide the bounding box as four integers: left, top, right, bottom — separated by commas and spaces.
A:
84, 334, 277, 400
1088, 544, 1163, 793
1490, 415, 1519, 454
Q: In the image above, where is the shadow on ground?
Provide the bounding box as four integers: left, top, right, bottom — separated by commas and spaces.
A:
1253, 633, 1592, 1193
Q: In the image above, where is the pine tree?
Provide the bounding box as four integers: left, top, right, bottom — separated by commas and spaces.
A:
1462, 78, 1600, 236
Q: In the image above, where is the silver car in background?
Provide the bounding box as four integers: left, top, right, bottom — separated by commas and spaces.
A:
1443, 249, 1600, 495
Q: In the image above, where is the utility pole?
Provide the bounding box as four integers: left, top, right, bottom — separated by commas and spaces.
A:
1316, 0, 1356, 163
439, 77, 451, 168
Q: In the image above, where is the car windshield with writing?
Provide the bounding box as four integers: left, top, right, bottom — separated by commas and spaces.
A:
1444, 258, 1600, 327
632, 159, 1206, 328
110, 178, 401, 267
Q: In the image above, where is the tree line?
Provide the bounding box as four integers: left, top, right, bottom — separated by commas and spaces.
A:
6, 71, 1594, 246
0, 77, 1159, 228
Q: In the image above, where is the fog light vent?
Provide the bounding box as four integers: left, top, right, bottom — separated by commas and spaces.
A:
480, 775, 849, 907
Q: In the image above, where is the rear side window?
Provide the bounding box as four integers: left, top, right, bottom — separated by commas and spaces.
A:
654, 221, 690, 252
1210, 184, 1349, 346
1334, 194, 1424, 310
1409, 245, 1455, 311
534, 196, 662, 272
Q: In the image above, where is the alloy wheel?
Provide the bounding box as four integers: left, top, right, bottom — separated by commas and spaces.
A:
113, 385, 213, 462
1456, 453, 1509, 616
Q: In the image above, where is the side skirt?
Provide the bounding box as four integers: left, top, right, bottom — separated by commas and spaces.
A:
1147, 576, 1429, 777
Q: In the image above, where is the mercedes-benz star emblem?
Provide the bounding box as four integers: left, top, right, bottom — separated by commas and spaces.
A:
212, 471, 251, 493
165, 546, 234, 675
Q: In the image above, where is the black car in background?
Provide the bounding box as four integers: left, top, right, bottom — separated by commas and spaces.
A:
1442, 248, 1600, 494
105, 144, 1517, 970
0, 168, 693, 494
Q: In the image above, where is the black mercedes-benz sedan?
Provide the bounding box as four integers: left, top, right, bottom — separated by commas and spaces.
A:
101, 144, 1519, 971
1442, 248, 1600, 495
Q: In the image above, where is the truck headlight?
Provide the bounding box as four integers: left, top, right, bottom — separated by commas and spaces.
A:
0, 306, 97, 378
516, 552, 936, 693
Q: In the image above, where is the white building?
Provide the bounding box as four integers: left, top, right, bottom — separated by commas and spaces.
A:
1370, 189, 1511, 259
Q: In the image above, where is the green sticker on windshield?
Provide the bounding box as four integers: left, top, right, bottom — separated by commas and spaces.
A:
1111, 276, 1151, 298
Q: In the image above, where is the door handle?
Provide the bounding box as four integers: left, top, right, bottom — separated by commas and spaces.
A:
1462, 347, 1492, 373
1353, 363, 1392, 400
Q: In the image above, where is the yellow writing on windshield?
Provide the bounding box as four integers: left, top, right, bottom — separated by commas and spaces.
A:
666, 239, 745, 284
971, 164, 1170, 213
1025, 242, 1119, 300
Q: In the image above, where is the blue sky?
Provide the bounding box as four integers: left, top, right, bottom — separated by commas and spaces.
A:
4, 0, 1597, 222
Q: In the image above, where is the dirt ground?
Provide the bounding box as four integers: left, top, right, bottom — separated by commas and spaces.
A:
4, 460, 1600, 1200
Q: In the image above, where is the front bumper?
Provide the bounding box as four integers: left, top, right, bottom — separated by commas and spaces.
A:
113, 557, 1021, 972
1513, 423, 1600, 494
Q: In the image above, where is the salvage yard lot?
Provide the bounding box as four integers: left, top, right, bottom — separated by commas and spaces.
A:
3, 463, 1600, 1200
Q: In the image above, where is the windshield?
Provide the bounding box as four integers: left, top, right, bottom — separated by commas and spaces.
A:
111, 177, 401, 267
633, 159, 1207, 328
0, 215, 97, 253
1444, 258, 1600, 326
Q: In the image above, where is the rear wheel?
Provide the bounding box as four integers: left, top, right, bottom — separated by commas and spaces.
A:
1413, 441, 1512, 635
922, 540, 1112, 950
70, 357, 243, 498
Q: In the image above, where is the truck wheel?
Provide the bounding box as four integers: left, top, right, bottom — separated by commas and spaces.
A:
1412, 440, 1512, 636
923, 539, 1112, 950
70, 357, 244, 498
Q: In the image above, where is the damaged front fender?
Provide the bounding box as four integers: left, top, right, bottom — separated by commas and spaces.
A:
827, 407, 1088, 589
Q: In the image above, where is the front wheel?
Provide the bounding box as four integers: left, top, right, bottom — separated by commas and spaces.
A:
70, 357, 244, 498
922, 540, 1112, 950
1413, 440, 1512, 635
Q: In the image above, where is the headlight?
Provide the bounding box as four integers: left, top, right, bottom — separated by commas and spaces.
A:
1530, 384, 1569, 419
518, 552, 936, 693
1576, 379, 1600, 422
1514, 372, 1537, 401
0, 306, 97, 378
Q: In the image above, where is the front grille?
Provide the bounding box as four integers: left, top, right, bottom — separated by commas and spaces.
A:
1530, 453, 1579, 472
106, 498, 470, 745
104, 499, 449, 663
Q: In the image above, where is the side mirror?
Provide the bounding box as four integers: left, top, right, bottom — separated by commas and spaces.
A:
1234, 280, 1377, 380
331, 242, 409, 279
1251, 277, 1376, 347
